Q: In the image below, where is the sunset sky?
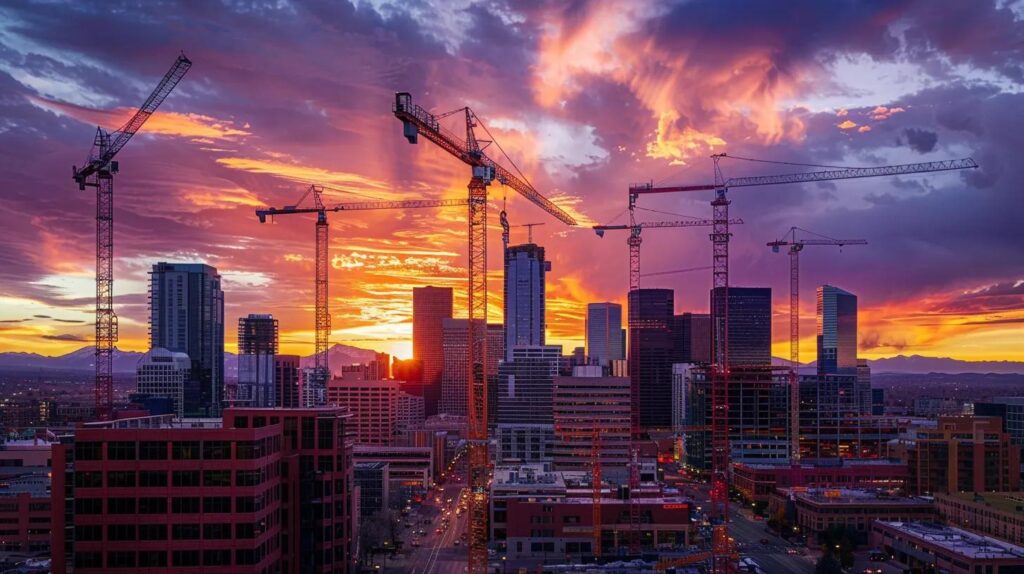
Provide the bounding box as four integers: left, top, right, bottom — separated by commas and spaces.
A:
1, 1, 1022, 362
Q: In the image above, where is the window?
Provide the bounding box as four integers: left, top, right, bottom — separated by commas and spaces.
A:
203, 523, 232, 539
75, 471, 102, 488
172, 497, 199, 514
236, 440, 259, 459
139, 470, 167, 487
139, 441, 167, 460
74, 442, 102, 461
172, 550, 199, 567
138, 497, 167, 514
204, 549, 231, 566
138, 524, 167, 540
138, 551, 167, 567
236, 549, 257, 565
107, 498, 136, 514
172, 470, 200, 487
106, 551, 136, 568
236, 470, 261, 486
319, 418, 334, 449
236, 522, 255, 538
77, 524, 102, 541
236, 496, 256, 513
107, 471, 136, 488
172, 441, 200, 460
204, 496, 232, 513
302, 418, 315, 449
172, 523, 200, 540
107, 524, 136, 541
203, 440, 231, 460
202, 521, 231, 540
74, 552, 103, 568
107, 441, 137, 460
75, 498, 102, 515
203, 470, 231, 487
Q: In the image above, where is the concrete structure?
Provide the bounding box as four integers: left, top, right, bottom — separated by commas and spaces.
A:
352, 446, 433, 504
871, 521, 1024, 574
395, 391, 425, 437
0, 438, 55, 470
50, 408, 355, 574
628, 288, 675, 432
711, 286, 772, 368
413, 286, 452, 416
899, 416, 1021, 495
936, 492, 1024, 545
494, 424, 554, 464
673, 312, 711, 364
799, 373, 884, 459
237, 314, 278, 408
816, 285, 857, 375
504, 243, 548, 360
135, 348, 190, 417
552, 367, 631, 478
733, 459, 909, 504
671, 363, 693, 432
275, 355, 301, 409
0, 471, 51, 559
326, 379, 398, 446
768, 487, 935, 547
497, 345, 561, 425
585, 303, 624, 368
439, 319, 502, 417
149, 262, 224, 417
354, 462, 391, 516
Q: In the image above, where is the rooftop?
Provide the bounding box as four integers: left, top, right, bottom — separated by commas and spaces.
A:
877, 521, 1024, 559
0, 472, 50, 498
942, 491, 1024, 514
786, 487, 928, 505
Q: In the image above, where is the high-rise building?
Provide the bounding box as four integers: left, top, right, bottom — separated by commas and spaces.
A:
710, 286, 771, 368
504, 244, 549, 360
439, 319, 503, 417
552, 366, 631, 478
799, 373, 871, 459
396, 391, 425, 437
275, 355, 300, 408
585, 302, 624, 368
135, 348, 190, 417
149, 262, 225, 417
326, 379, 399, 446
412, 287, 453, 416
817, 285, 858, 375
672, 313, 711, 364
50, 408, 355, 574
628, 288, 675, 432
237, 314, 278, 408
497, 346, 562, 425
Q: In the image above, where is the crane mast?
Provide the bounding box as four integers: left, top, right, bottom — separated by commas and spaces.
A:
629, 153, 977, 573
72, 53, 191, 420
394, 92, 576, 573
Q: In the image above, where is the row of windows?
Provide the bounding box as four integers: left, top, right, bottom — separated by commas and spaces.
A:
75, 466, 276, 489
78, 521, 270, 542
74, 548, 269, 569
74, 496, 273, 515
74, 438, 283, 462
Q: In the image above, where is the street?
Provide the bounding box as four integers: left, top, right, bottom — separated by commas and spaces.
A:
383, 473, 470, 574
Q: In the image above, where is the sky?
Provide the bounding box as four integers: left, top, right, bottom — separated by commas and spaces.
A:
0, 0, 1022, 362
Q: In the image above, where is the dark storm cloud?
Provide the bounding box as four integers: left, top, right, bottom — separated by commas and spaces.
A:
903, 128, 938, 153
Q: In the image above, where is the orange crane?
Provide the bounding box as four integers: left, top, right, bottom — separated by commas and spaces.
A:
72, 53, 192, 420
256, 185, 467, 404
394, 92, 577, 573
629, 153, 978, 573
767, 227, 866, 461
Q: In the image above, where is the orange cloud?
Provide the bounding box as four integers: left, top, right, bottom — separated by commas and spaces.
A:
837, 119, 858, 129
216, 156, 398, 197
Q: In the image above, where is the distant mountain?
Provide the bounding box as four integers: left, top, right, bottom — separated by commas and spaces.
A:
0, 343, 379, 378
772, 354, 1024, 375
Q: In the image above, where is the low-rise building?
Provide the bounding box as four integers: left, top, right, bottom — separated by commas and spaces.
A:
935, 492, 1024, 545
870, 521, 1024, 574
768, 488, 934, 547
0, 471, 51, 559
733, 459, 909, 503
898, 416, 1020, 495
353, 462, 391, 516
352, 445, 433, 505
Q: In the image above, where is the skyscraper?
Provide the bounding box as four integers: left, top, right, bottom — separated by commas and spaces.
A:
413, 286, 453, 416
673, 312, 711, 364
817, 285, 858, 375
439, 318, 503, 417
586, 302, 624, 368
710, 286, 771, 368
135, 347, 190, 417
504, 244, 549, 360
237, 314, 278, 407
275, 355, 301, 408
149, 262, 224, 417
496, 345, 562, 425
552, 366, 631, 479
628, 288, 675, 432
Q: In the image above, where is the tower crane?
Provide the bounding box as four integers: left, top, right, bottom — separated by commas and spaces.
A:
255, 184, 467, 404
72, 53, 192, 420
768, 227, 866, 461
393, 92, 577, 573
628, 153, 978, 573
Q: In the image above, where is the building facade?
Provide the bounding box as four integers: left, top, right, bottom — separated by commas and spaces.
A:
673, 312, 711, 364
733, 459, 909, 504
496, 345, 562, 425
871, 521, 1024, 574
710, 286, 771, 368
585, 303, 624, 368
552, 367, 631, 478
149, 262, 225, 417
900, 416, 1021, 495
135, 348, 191, 418
439, 319, 503, 417
326, 379, 399, 446
504, 244, 548, 360
628, 288, 675, 432
817, 285, 858, 375
237, 314, 278, 408
274, 355, 300, 409
412, 287, 453, 417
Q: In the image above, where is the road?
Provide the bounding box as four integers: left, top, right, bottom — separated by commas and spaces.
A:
384, 477, 469, 574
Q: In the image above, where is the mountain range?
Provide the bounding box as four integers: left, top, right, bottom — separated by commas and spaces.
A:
772, 354, 1024, 375
0, 344, 379, 378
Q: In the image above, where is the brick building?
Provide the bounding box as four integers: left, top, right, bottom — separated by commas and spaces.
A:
50, 408, 355, 574
935, 492, 1024, 545
899, 416, 1020, 495
733, 459, 908, 504
326, 379, 399, 446
0, 472, 51, 559
871, 521, 1024, 574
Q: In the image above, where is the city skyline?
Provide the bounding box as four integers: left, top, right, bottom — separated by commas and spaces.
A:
1, 1, 1022, 364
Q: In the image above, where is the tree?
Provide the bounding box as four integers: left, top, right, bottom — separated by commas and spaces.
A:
815, 553, 843, 574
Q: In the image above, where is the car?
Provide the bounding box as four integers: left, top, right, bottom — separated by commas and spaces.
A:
786, 548, 798, 555
759, 538, 769, 544
453, 540, 461, 546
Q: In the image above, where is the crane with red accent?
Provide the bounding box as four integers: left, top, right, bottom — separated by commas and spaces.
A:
393, 92, 577, 573
629, 153, 978, 573
768, 227, 867, 461
72, 53, 192, 420
256, 185, 467, 404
